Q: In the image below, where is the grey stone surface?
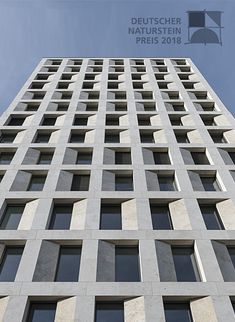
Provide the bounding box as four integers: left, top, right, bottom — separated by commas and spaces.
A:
0, 57, 234, 321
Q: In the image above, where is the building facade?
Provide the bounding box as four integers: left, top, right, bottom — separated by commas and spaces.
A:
0, 57, 235, 321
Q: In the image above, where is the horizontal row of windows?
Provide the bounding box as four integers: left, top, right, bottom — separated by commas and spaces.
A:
0, 201, 229, 231
3, 112, 229, 127
0, 240, 235, 282
0, 128, 233, 144
40, 64, 190, 73
43, 58, 188, 66
13, 100, 220, 112
19, 90, 213, 102
15, 296, 235, 322
29, 79, 204, 90
1, 147, 235, 166
0, 169, 232, 192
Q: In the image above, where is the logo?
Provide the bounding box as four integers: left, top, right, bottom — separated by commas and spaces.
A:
186, 10, 223, 45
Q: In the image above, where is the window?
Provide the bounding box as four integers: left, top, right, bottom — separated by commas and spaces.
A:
49, 205, 73, 230
200, 205, 224, 230
200, 176, 220, 191
153, 152, 171, 164
37, 152, 53, 165
95, 302, 124, 322
140, 133, 154, 143
0, 152, 15, 164
164, 303, 193, 322
228, 152, 235, 164
0, 246, 23, 281
210, 132, 226, 143
151, 205, 172, 230
158, 175, 176, 191
0, 133, 16, 143
26, 302, 57, 322
228, 247, 235, 269
138, 117, 151, 126
115, 246, 140, 282
27, 175, 46, 191
76, 152, 92, 164
8, 117, 24, 126
172, 247, 200, 281
231, 300, 235, 313
191, 152, 209, 165
175, 133, 189, 143
35, 133, 50, 143
74, 117, 88, 125
70, 133, 85, 143
115, 176, 133, 191
55, 246, 81, 282
106, 116, 119, 126
100, 204, 122, 230
170, 117, 182, 126
115, 152, 131, 164
71, 174, 90, 191
42, 117, 56, 126
105, 133, 119, 143
202, 118, 215, 126
0, 205, 24, 230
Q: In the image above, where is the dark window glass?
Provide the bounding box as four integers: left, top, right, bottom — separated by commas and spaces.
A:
175, 134, 189, 143
202, 118, 215, 126
95, 302, 124, 322
228, 247, 235, 269
228, 152, 235, 164
115, 152, 131, 164
8, 118, 24, 126
153, 152, 171, 164
49, 205, 73, 230
191, 152, 209, 165
70, 133, 85, 143
164, 303, 193, 322
0, 205, 24, 230
138, 118, 150, 126
115, 246, 140, 282
0, 133, 16, 143
0, 152, 14, 164
201, 177, 220, 191
115, 176, 133, 191
55, 247, 81, 282
27, 303, 56, 322
42, 118, 56, 126
0, 247, 23, 281
100, 205, 122, 230
105, 133, 119, 143
35, 134, 50, 143
158, 175, 176, 191
71, 174, 90, 191
231, 301, 235, 313
172, 247, 200, 282
106, 118, 119, 126
76, 152, 92, 164
140, 134, 154, 143
151, 205, 172, 230
27, 176, 46, 191
74, 117, 88, 125
170, 118, 182, 126
200, 205, 224, 230
210, 133, 226, 143
38, 153, 53, 164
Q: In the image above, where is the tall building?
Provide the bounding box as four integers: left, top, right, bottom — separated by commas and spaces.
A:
0, 57, 235, 322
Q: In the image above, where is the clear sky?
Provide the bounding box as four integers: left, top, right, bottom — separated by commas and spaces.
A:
0, 0, 234, 115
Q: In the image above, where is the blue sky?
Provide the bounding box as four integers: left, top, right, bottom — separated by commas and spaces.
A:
0, 0, 234, 115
